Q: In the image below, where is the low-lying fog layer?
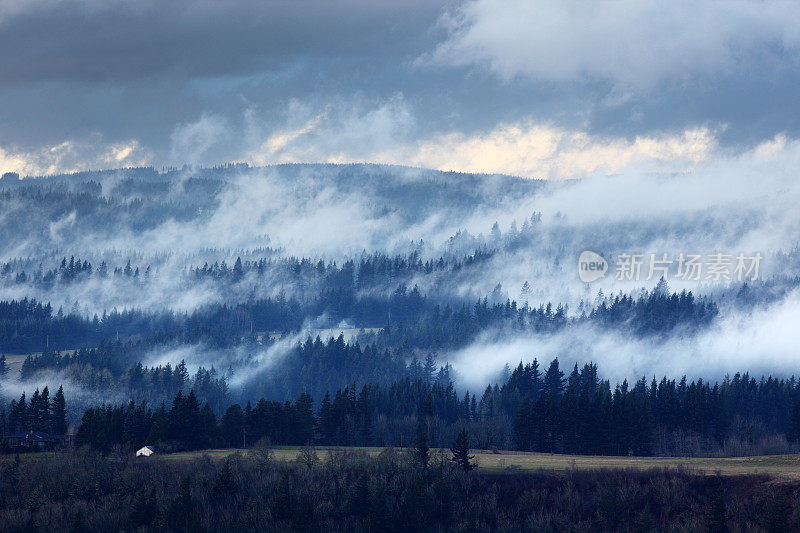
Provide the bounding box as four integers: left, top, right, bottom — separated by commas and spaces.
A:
1, 135, 799, 399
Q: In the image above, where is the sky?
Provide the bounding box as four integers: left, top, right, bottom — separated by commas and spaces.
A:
2, 0, 800, 178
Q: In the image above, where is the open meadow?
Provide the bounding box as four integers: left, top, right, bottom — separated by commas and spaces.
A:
1, 354, 27, 374
153, 446, 800, 479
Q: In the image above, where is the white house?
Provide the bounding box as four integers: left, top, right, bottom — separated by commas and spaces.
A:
136, 445, 156, 457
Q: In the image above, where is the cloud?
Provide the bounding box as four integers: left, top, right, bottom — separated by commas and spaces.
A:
426, 0, 800, 89
2, 129, 800, 385
447, 288, 800, 389
258, 110, 330, 156
247, 95, 415, 166
1, 92, 717, 180
4, 0, 800, 177
245, 95, 716, 179
0, 136, 151, 176
0, 0, 445, 84
0, 147, 29, 175
169, 113, 231, 167
406, 123, 715, 179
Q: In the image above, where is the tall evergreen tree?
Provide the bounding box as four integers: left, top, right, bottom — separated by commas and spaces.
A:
544, 358, 565, 397
221, 404, 244, 447
292, 392, 315, 445
318, 392, 334, 444
450, 428, 475, 471
789, 400, 800, 442
29, 389, 41, 431
423, 354, 436, 385
8, 392, 26, 432
513, 396, 533, 451
38, 386, 51, 432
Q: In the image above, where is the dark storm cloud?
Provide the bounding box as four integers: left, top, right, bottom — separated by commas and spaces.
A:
424, 0, 800, 144
0, 0, 446, 83
0, 0, 453, 159
3, 0, 800, 175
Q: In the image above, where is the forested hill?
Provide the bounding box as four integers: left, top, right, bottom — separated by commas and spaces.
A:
1, 163, 798, 431
0, 163, 545, 257
0, 284, 718, 411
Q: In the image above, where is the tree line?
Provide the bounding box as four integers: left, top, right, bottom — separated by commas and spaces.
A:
1, 385, 67, 436
0, 278, 718, 359
30, 357, 800, 458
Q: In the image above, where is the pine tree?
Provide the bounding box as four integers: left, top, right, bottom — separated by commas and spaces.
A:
789, 400, 800, 442
199, 403, 217, 447
211, 458, 238, 500
176, 361, 190, 386
420, 393, 434, 419
470, 395, 478, 421
221, 404, 244, 447
29, 389, 41, 430
450, 428, 475, 471
513, 397, 533, 451
19, 355, 36, 381
8, 392, 29, 433
520, 281, 531, 303
409, 355, 421, 380
501, 363, 512, 385
413, 423, 430, 468
544, 358, 565, 396
423, 354, 436, 385
233, 257, 244, 280
168, 390, 186, 442
356, 386, 373, 445
39, 386, 50, 433
292, 393, 315, 445
318, 392, 334, 444
172, 389, 201, 446
0, 354, 6, 377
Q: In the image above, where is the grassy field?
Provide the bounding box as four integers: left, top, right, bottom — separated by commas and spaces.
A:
151, 446, 800, 478
1, 350, 80, 377
6, 446, 800, 478
1, 354, 28, 375
5, 442, 800, 477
